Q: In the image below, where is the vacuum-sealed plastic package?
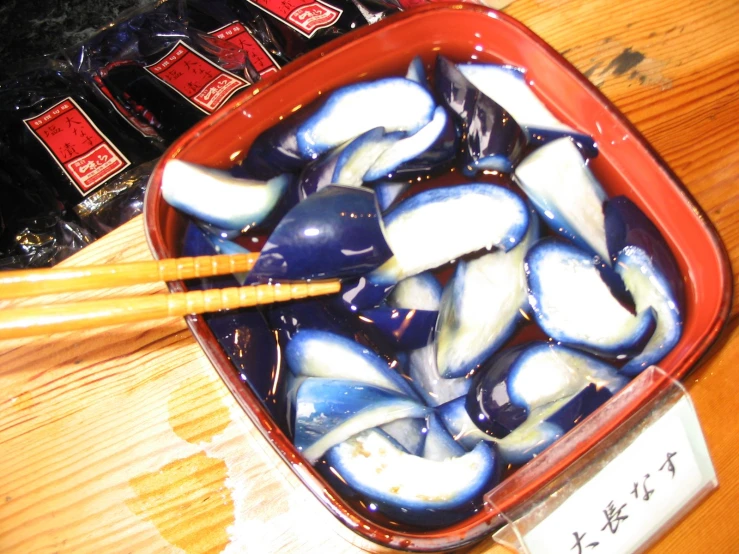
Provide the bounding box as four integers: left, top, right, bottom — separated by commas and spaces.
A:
156, 0, 290, 75
68, 9, 260, 144
0, 142, 95, 269
0, 61, 161, 248
160, 0, 403, 65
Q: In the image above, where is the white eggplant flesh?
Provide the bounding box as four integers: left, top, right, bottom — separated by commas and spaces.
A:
526, 239, 657, 358
285, 329, 415, 398
423, 414, 465, 461
294, 378, 428, 463
364, 106, 449, 182
387, 272, 443, 311
514, 138, 609, 261
409, 344, 472, 407
380, 418, 427, 457
436, 213, 538, 378
615, 245, 683, 375
161, 160, 289, 231
296, 78, 436, 160
371, 184, 529, 285
457, 64, 574, 132
326, 429, 496, 510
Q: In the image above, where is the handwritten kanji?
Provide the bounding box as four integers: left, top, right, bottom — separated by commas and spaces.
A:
571, 532, 599, 553
600, 501, 628, 534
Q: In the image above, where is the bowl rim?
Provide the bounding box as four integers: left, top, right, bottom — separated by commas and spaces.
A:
143, 3, 734, 550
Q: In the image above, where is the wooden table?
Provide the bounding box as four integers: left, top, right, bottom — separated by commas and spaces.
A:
1, 0, 737, 552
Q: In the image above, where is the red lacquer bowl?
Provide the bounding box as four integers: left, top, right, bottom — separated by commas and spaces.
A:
144, 3, 733, 551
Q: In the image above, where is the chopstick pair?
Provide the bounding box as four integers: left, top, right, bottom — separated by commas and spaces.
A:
0, 254, 341, 339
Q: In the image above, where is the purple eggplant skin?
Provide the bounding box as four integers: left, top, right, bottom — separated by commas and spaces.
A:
464, 347, 530, 439
525, 238, 658, 359
248, 185, 393, 282
435, 56, 527, 176
358, 307, 438, 350
604, 195, 685, 312
544, 383, 612, 431
463, 340, 629, 439
335, 276, 396, 312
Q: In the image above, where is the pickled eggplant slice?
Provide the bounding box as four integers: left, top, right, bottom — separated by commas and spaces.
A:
514, 138, 609, 261
325, 428, 497, 511
435, 211, 539, 379
373, 181, 410, 211
161, 160, 290, 231
422, 414, 465, 461
364, 106, 451, 182
381, 418, 427, 457
408, 344, 472, 407
605, 195, 685, 311
370, 184, 529, 286
615, 246, 683, 375
333, 129, 405, 186
357, 307, 438, 350
387, 272, 443, 311
337, 276, 396, 311
456, 63, 597, 157
406, 56, 428, 86
298, 127, 388, 197
440, 385, 612, 466
467, 342, 628, 439
285, 329, 416, 398
296, 77, 436, 159
526, 239, 657, 358
249, 185, 392, 281
435, 56, 526, 175
294, 378, 429, 463
437, 395, 494, 451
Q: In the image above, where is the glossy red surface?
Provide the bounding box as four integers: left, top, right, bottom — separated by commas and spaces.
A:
144, 4, 732, 551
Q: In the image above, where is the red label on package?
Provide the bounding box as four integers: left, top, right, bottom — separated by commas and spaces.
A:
245, 0, 342, 38
23, 98, 131, 196
145, 41, 249, 114
209, 22, 280, 75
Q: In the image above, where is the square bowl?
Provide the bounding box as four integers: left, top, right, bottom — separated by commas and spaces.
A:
144, 3, 733, 551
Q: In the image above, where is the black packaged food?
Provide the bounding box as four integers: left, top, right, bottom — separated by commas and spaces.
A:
227, 0, 399, 61
157, 0, 290, 76
0, 60, 161, 237
69, 10, 260, 144
0, 142, 95, 269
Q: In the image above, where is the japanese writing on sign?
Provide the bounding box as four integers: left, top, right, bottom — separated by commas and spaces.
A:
23, 98, 131, 195
522, 396, 716, 554
244, 0, 342, 38
209, 22, 280, 76
145, 41, 248, 113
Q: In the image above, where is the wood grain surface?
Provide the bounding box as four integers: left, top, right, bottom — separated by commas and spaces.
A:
1, 0, 737, 552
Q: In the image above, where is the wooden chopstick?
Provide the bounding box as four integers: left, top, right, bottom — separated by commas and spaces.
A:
0, 253, 259, 299
0, 280, 341, 339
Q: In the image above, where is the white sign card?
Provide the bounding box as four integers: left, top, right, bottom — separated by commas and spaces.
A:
516, 395, 716, 554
